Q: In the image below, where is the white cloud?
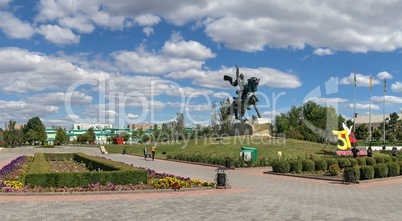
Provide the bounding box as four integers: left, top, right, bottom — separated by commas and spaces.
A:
307, 97, 348, 105
58, 15, 95, 33
28, 91, 93, 105
313, 48, 334, 56
376, 71, 393, 80
0, 11, 34, 38
371, 95, 402, 105
0, 100, 58, 123
0, 0, 11, 8
142, 26, 154, 36
36, 24, 80, 45
134, 14, 161, 26
347, 103, 380, 110
194, 67, 302, 89
339, 73, 380, 87
161, 33, 216, 60
391, 82, 402, 93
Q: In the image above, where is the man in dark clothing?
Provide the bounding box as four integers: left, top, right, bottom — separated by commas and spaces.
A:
351, 145, 359, 158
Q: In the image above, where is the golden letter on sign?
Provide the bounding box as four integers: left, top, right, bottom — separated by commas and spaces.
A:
332, 129, 351, 150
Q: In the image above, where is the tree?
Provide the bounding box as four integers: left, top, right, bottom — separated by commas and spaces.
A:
355, 124, 369, 141
4, 119, 19, 147
54, 127, 68, 145
371, 128, 382, 142
219, 98, 232, 135
24, 117, 46, 145
77, 133, 92, 144
87, 127, 96, 144
175, 113, 185, 140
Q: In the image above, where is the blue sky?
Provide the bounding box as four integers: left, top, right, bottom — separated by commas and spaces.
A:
0, 0, 401, 129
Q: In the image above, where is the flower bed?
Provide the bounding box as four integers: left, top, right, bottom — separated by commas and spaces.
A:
0, 156, 214, 193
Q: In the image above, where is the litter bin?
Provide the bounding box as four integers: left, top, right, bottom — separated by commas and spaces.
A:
240, 147, 258, 162
215, 167, 228, 188
225, 157, 231, 169
343, 166, 356, 183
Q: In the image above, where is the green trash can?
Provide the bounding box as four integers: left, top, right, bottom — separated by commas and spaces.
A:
241, 147, 258, 162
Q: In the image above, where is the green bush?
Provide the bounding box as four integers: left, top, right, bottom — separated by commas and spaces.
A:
366, 157, 376, 166
391, 156, 398, 162
289, 160, 302, 173
314, 159, 328, 171
398, 161, 402, 175
272, 160, 290, 173
325, 158, 338, 167
349, 159, 358, 167
384, 157, 393, 163
374, 156, 385, 164
373, 163, 388, 178
344, 166, 360, 182
386, 162, 400, 177
337, 158, 351, 169
302, 159, 315, 172
356, 157, 366, 166
328, 164, 341, 176
360, 165, 374, 180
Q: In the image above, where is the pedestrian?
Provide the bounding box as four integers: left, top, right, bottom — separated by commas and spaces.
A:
351, 145, 359, 158
143, 147, 148, 160
151, 144, 157, 161
392, 145, 398, 157
367, 146, 373, 157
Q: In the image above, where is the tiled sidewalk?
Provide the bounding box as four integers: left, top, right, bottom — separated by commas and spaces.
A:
1, 146, 402, 221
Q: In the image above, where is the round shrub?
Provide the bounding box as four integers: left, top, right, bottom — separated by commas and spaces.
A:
289, 160, 302, 173
302, 159, 315, 172
391, 156, 398, 162
314, 159, 328, 171
384, 157, 393, 163
338, 158, 351, 169
356, 157, 366, 166
374, 156, 385, 164
373, 163, 388, 178
349, 158, 358, 167
326, 158, 338, 167
272, 160, 290, 173
398, 161, 402, 175
366, 157, 376, 166
386, 162, 400, 177
328, 164, 341, 176
360, 165, 374, 180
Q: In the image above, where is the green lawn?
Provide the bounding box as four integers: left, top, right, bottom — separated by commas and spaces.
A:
104, 136, 334, 160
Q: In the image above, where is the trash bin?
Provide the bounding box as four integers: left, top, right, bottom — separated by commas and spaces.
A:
343, 166, 356, 183
215, 167, 227, 188
225, 157, 231, 169
240, 147, 258, 162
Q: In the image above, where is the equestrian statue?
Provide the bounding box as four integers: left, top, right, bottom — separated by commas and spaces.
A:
223, 65, 261, 120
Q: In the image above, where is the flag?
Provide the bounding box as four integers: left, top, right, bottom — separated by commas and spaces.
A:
384, 79, 387, 93
354, 69, 356, 87
369, 75, 373, 90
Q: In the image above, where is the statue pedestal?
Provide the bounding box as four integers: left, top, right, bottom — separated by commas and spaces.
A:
228, 118, 271, 136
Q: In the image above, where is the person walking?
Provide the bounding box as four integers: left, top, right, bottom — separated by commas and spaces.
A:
351, 145, 359, 158
367, 146, 373, 157
151, 144, 157, 161
143, 147, 148, 160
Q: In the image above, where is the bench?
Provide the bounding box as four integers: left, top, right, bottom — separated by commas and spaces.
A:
100, 146, 108, 154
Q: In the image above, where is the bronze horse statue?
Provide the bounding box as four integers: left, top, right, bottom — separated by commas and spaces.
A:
224, 73, 261, 120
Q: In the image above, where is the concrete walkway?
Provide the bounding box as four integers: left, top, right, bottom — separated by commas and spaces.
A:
1, 146, 402, 220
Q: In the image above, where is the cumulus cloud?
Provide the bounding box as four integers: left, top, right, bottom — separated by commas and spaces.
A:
0, 11, 34, 38
391, 81, 402, 93
347, 103, 380, 110
371, 95, 402, 105
313, 48, 334, 56
58, 15, 95, 33
306, 97, 348, 105
36, 24, 80, 45
28, 91, 93, 105
376, 71, 393, 80
134, 14, 161, 26
193, 67, 302, 89
0, 100, 58, 123
339, 73, 380, 87
161, 33, 216, 60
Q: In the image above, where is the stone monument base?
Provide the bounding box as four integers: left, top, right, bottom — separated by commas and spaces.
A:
228, 118, 271, 136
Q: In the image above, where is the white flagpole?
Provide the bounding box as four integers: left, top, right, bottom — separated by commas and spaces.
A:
369, 74, 372, 143
353, 69, 356, 133
383, 79, 386, 146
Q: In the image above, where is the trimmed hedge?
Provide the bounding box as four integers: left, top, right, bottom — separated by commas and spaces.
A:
328, 164, 341, 176
373, 163, 388, 178
302, 159, 315, 172
384, 157, 393, 163
360, 165, 374, 180
272, 160, 290, 173
356, 157, 366, 166
398, 161, 402, 175
349, 159, 358, 167
386, 162, 400, 177
289, 160, 302, 173
325, 158, 338, 167
374, 156, 385, 164
344, 166, 360, 182
25, 153, 147, 188
338, 158, 351, 169
366, 157, 376, 166
314, 159, 328, 171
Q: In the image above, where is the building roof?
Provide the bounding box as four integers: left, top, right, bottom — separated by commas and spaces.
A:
355, 113, 402, 124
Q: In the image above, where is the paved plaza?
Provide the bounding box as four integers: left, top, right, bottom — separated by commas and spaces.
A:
1, 146, 402, 220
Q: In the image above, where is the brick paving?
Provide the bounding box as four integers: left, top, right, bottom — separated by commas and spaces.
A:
1, 146, 402, 220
